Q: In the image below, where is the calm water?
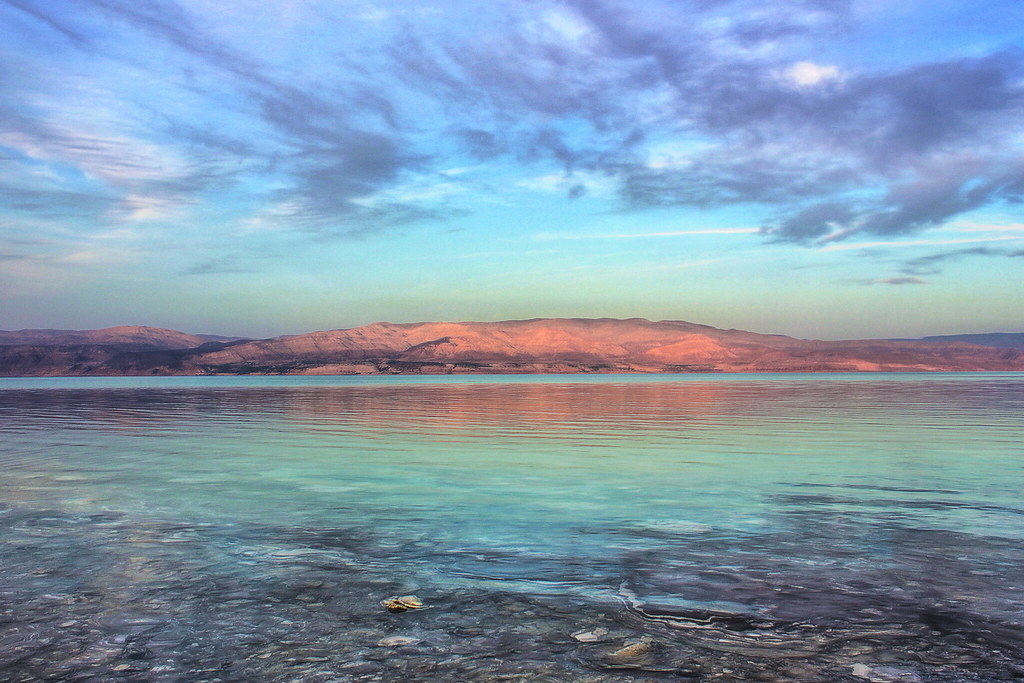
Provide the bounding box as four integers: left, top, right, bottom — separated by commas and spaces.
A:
1, 374, 1022, 682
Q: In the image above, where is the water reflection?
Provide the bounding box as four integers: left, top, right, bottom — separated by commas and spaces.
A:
1, 375, 1023, 680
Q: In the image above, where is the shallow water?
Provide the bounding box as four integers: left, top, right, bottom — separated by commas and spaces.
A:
1, 373, 1022, 681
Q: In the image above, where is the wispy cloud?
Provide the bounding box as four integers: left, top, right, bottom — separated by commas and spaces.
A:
941, 220, 1024, 233
899, 246, 1024, 275
180, 258, 254, 276
819, 235, 1024, 252
1, 0, 436, 239
852, 276, 928, 286
533, 228, 759, 241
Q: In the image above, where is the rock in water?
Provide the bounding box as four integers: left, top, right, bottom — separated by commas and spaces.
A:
377, 636, 421, 647
852, 663, 923, 682
571, 627, 609, 643
606, 638, 654, 664
381, 595, 425, 613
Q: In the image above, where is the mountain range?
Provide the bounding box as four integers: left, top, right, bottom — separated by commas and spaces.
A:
1, 319, 1022, 376
889, 332, 1024, 351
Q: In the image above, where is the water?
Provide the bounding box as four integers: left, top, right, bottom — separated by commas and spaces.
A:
1, 374, 1022, 681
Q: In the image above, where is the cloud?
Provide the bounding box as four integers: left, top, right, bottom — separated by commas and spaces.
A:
766, 201, 859, 242
880, 276, 925, 285
849, 276, 926, 286
0, 182, 114, 219
180, 258, 253, 276
943, 220, 1024, 233
900, 246, 1024, 275
2, 0, 432, 238
517, 169, 617, 198
784, 61, 841, 87
0, 249, 38, 261
1, 0, 92, 47
84, 0, 427, 230
533, 227, 759, 241
380, 0, 1024, 244
3, 0, 1024, 254
623, 156, 861, 209
820, 235, 1023, 252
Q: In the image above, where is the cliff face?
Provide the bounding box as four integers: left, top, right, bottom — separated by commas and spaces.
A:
1, 319, 1022, 376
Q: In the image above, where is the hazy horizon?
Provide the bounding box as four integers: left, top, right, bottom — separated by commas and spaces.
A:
2, 1, 1022, 339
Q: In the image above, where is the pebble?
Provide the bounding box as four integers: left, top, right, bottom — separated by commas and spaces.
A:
377, 636, 421, 647
606, 638, 654, 663
381, 595, 425, 613
571, 627, 609, 643
851, 663, 923, 682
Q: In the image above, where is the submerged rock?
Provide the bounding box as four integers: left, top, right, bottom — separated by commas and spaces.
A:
381, 595, 425, 613
606, 638, 654, 664
377, 636, 421, 647
851, 663, 923, 682
571, 627, 609, 643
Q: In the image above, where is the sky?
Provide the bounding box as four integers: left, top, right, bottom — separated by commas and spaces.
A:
1, 0, 1022, 339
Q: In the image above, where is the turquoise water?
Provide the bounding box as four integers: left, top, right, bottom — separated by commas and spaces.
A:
1, 374, 1022, 681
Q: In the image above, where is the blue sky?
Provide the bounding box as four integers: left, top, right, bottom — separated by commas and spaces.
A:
1, 0, 1022, 339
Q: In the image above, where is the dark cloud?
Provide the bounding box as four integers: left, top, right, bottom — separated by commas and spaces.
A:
767, 156, 1024, 242
383, 0, 1024, 243
4, 0, 1024, 246
455, 129, 505, 159
5, 0, 432, 234
624, 158, 860, 210
900, 246, 1024, 276
844, 54, 1024, 166
165, 123, 263, 159
858, 161, 1024, 237
729, 19, 816, 45
765, 202, 858, 242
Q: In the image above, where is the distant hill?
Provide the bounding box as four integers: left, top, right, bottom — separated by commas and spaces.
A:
196, 333, 250, 343
891, 332, 1024, 351
0, 325, 216, 349
1, 319, 1021, 376
0, 326, 250, 350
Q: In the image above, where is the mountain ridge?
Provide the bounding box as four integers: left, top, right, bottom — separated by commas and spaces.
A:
1, 318, 1021, 376
0, 326, 246, 349
891, 332, 1024, 351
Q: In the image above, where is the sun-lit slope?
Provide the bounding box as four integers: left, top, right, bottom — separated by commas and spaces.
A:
197, 319, 751, 365
2, 318, 1022, 375
191, 318, 1024, 373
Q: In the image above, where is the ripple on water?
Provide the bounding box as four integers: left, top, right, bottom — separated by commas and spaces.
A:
1, 374, 1023, 680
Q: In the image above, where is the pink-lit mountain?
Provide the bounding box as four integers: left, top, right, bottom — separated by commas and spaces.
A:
1, 318, 1022, 376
